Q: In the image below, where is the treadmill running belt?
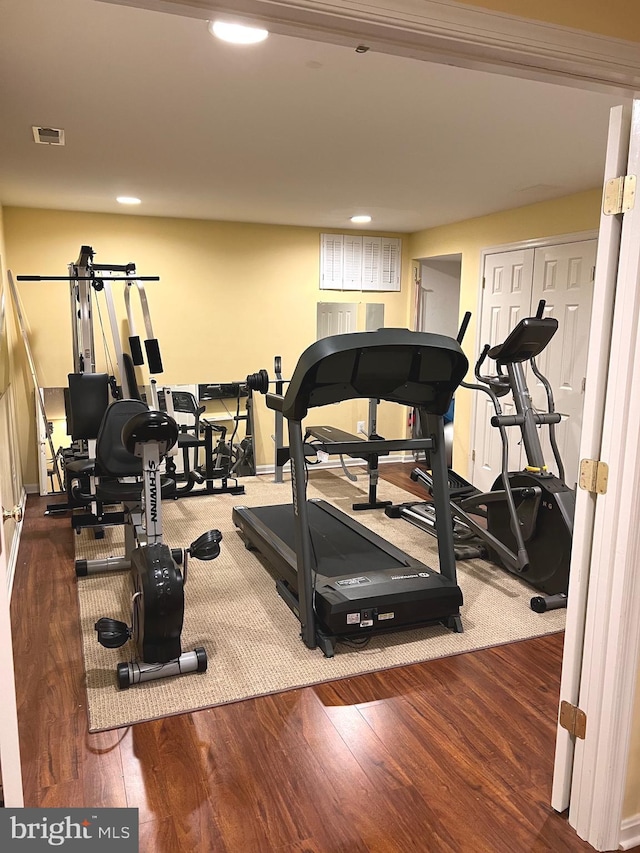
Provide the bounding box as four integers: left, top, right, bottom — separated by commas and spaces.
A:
249, 503, 403, 577
233, 498, 463, 649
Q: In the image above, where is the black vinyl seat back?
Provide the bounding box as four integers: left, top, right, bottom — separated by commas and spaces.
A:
282, 329, 468, 421
95, 399, 149, 479
66, 372, 110, 440
171, 391, 204, 419
487, 317, 558, 365
170, 391, 206, 449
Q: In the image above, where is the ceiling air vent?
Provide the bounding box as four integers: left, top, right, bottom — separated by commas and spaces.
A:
32, 126, 65, 145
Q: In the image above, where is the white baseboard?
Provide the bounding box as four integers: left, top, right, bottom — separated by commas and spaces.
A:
619, 815, 640, 850
24, 483, 40, 495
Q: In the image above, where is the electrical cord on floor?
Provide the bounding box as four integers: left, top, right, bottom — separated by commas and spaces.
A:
339, 453, 358, 482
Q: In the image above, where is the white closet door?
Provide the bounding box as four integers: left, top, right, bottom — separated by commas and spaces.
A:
473, 242, 595, 493
530, 240, 597, 488
472, 249, 534, 492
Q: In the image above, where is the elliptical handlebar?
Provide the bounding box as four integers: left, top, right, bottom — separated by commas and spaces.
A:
474, 344, 492, 383
457, 311, 506, 395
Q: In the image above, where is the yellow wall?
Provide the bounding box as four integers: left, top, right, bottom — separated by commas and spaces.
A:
3, 193, 604, 486
454, 0, 640, 41
3, 207, 411, 485
408, 188, 602, 470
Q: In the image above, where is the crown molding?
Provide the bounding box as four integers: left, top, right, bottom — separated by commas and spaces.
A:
97, 0, 640, 94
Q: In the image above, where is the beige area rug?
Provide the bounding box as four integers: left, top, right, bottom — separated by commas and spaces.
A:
75, 469, 566, 732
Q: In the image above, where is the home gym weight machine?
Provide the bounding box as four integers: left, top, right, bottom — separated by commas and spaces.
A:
234, 328, 469, 656
73, 395, 222, 688
18, 245, 246, 521
389, 303, 573, 612
17, 246, 166, 528
247, 356, 392, 509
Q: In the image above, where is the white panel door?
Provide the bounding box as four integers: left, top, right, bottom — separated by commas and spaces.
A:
531, 240, 597, 489
472, 242, 595, 494
472, 249, 534, 492
550, 103, 630, 832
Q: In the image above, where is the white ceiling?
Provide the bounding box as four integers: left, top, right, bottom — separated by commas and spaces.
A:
0, 0, 630, 232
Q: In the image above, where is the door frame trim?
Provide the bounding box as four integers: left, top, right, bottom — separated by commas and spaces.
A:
98, 0, 640, 95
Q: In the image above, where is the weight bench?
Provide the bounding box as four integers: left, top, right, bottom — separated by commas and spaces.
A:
304, 424, 391, 511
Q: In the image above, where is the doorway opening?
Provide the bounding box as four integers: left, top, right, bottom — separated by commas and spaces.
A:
414, 254, 462, 337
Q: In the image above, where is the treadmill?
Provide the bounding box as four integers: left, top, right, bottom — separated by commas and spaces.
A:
233, 327, 469, 657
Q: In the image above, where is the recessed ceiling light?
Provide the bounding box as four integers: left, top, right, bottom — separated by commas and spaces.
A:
208, 20, 269, 44
116, 196, 141, 205
350, 215, 372, 224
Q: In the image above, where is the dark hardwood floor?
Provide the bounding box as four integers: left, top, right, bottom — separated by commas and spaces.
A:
10, 462, 596, 852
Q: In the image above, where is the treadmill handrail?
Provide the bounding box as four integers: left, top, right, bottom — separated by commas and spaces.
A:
281, 328, 468, 421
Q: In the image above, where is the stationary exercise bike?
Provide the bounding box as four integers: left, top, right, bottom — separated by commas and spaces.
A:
388, 302, 574, 611
76, 399, 222, 688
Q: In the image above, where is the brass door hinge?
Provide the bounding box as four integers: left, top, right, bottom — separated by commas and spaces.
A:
559, 700, 587, 739
603, 174, 636, 215
579, 458, 609, 495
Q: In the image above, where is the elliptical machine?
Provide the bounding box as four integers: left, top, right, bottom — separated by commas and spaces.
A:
388, 302, 574, 612
78, 400, 222, 688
